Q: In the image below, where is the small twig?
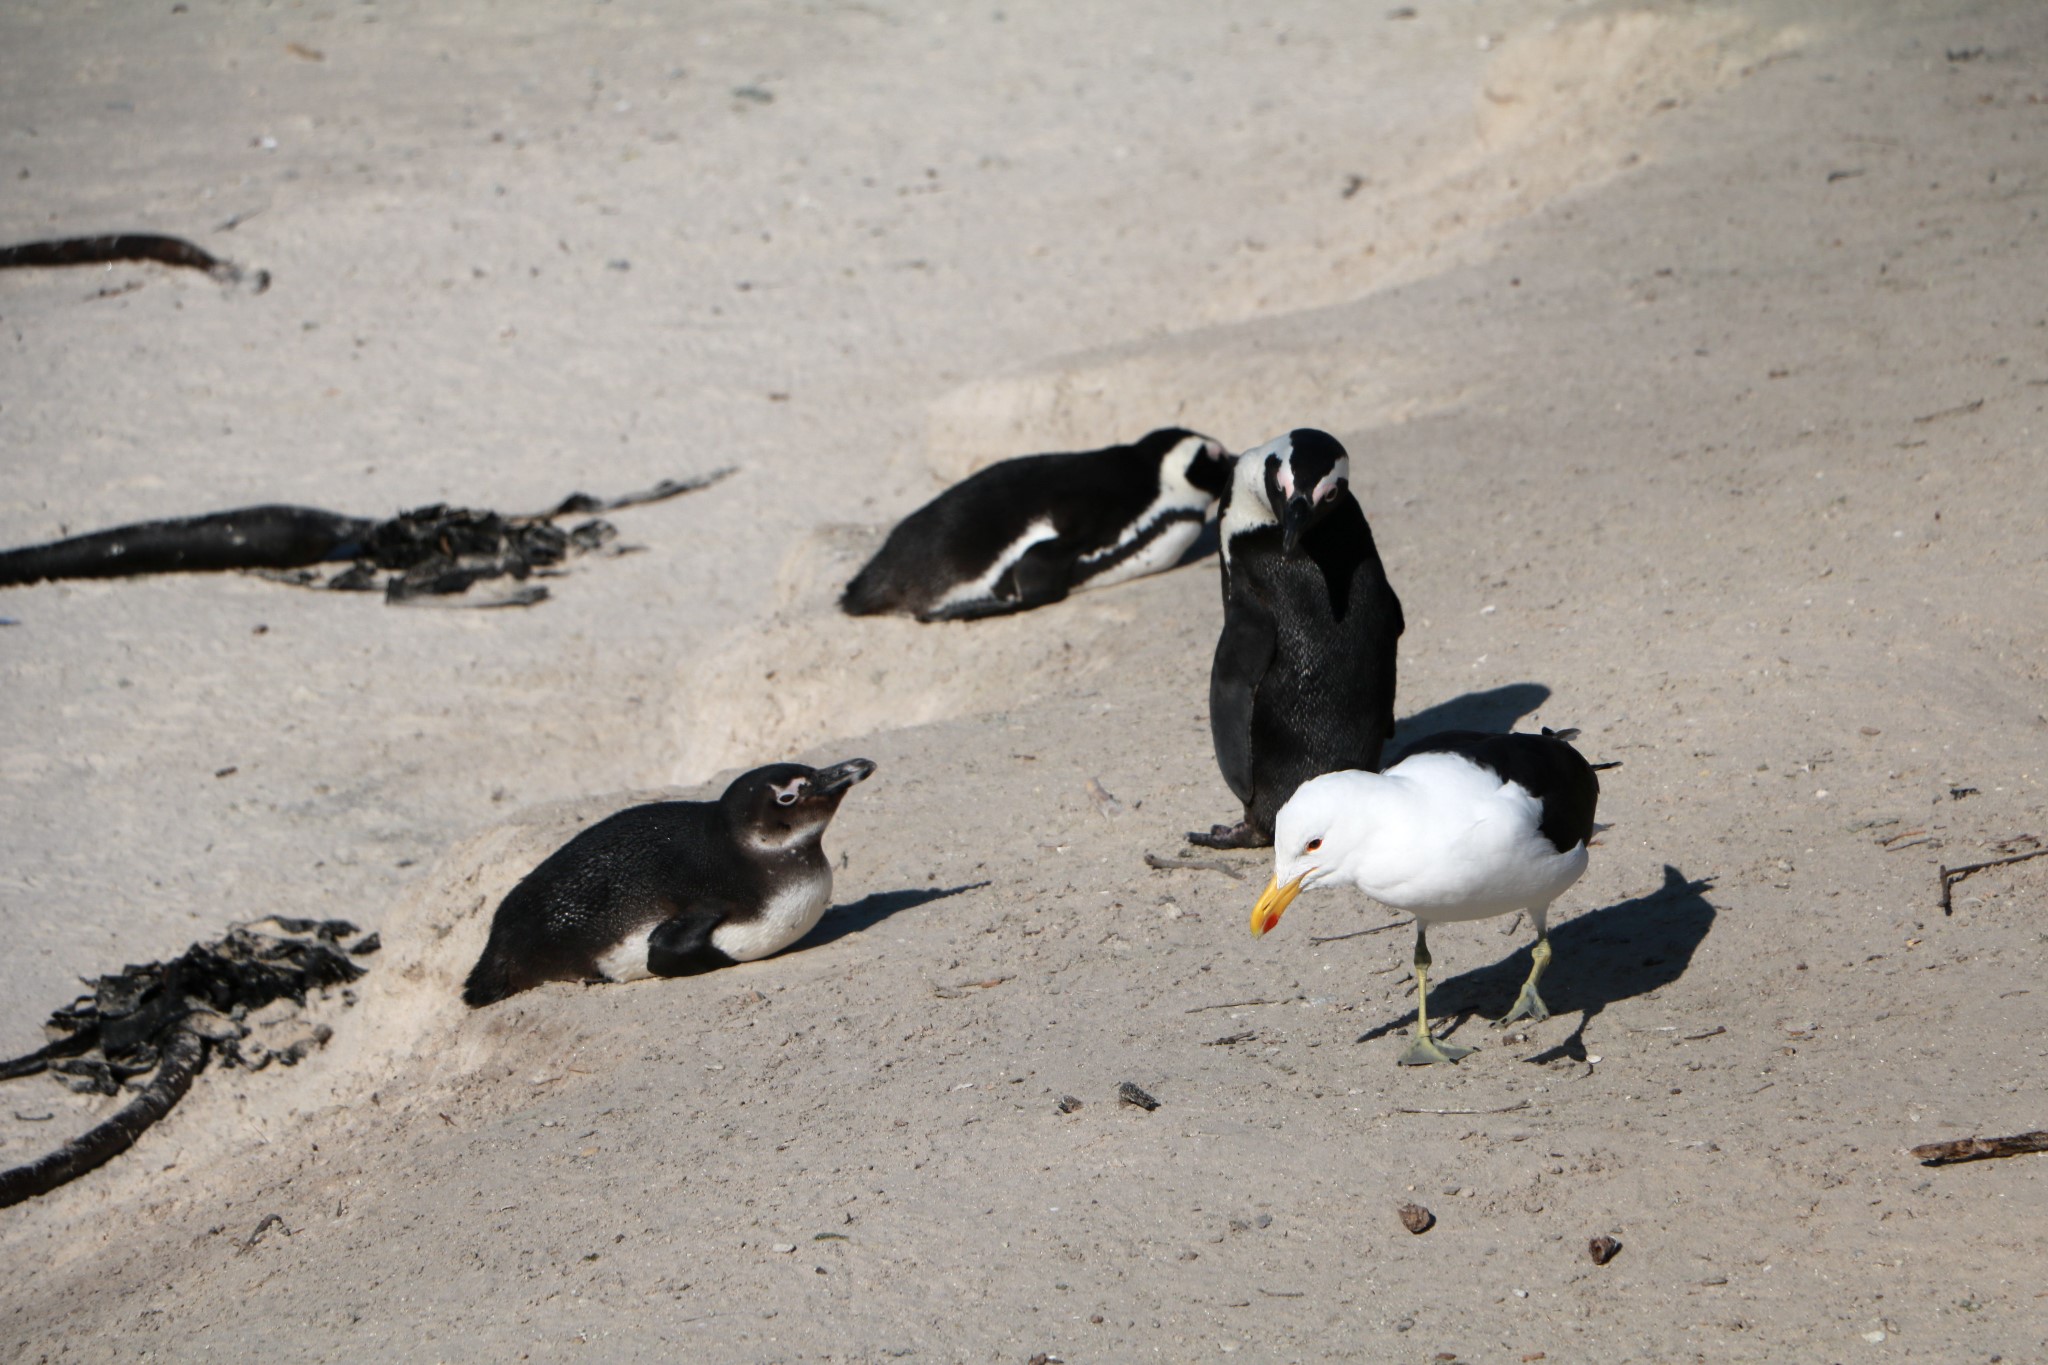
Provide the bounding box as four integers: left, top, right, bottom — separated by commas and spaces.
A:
1258, 1288, 1306, 1298
1392, 1099, 1531, 1116
237, 1212, 290, 1254
1308, 922, 1406, 944
1145, 852, 1245, 881
1940, 848, 2048, 914
1880, 827, 1928, 846
1912, 397, 1984, 424
1911, 1130, 2048, 1166
1682, 1026, 1727, 1042
1084, 778, 1125, 819
1184, 997, 1286, 1014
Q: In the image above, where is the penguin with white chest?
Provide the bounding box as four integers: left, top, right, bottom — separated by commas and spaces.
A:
1192, 428, 1404, 849
841, 428, 1232, 621
462, 759, 875, 1007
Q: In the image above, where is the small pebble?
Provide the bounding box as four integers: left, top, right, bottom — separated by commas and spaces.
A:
1398, 1203, 1435, 1235
1588, 1235, 1622, 1265
1117, 1081, 1160, 1111
771, 1243, 795, 1254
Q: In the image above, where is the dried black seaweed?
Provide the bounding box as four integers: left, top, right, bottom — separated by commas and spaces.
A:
0, 916, 371, 1208
0, 468, 735, 606
0, 232, 268, 292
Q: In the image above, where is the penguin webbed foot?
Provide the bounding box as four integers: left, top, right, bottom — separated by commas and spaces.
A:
1186, 821, 1270, 850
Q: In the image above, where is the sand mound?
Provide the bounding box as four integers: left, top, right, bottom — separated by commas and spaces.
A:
926, 3, 1804, 480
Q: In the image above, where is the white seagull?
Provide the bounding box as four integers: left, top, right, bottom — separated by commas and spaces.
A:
1250, 728, 1604, 1065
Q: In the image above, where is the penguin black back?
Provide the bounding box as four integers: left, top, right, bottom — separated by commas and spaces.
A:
462, 758, 875, 1006
1194, 428, 1404, 849
841, 428, 1231, 621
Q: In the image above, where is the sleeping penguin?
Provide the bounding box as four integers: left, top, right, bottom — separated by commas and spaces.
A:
840, 428, 1232, 621
461, 758, 875, 1006
1191, 428, 1404, 849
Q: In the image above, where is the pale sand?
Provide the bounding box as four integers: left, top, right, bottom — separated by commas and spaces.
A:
3, 1, 2045, 1359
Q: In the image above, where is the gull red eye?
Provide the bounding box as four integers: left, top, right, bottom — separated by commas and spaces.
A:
1305, 838, 1322, 853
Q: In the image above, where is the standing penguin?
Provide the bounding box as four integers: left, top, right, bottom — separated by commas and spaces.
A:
1191, 428, 1404, 849
462, 758, 875, 1006
840, 428, 1232, 621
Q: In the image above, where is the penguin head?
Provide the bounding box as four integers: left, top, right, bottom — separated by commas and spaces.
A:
724, 757, 877, 850
1130, 427, 1233, 507
1259, 428, 1351, 557
1168, 430, 1235, 501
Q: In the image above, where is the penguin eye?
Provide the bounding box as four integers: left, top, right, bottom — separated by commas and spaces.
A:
1304, 838, 1322, 853
775, 789, 801, 807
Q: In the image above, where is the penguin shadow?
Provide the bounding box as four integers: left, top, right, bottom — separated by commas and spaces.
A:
1354, 865, 1718, 1063
1389, 681, 1551, 752
797, 881, 992, 953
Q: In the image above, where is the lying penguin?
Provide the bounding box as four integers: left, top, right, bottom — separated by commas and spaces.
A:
1193, 428, 1404, 849
840, 428, 1232, 621
462, 758, 875, 1006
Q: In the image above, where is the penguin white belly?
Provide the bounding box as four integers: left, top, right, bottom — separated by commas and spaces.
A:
1078, 513, 1203, 591
711, 871, 834, 962
595, 927, 659, 984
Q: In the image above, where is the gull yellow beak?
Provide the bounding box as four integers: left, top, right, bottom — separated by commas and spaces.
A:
1250, 872, 1307, 936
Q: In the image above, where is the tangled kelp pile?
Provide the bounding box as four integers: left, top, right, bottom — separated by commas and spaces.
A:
0, 917, 376, 1208
0, 468, 736, 606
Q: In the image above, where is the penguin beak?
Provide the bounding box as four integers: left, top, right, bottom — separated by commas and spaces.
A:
812, 758, 877, 796
1250, 872, 1308, 936
1280, 496, 1314, 557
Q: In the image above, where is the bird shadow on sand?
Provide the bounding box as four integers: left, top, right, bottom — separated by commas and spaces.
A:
1389, 682, 1552, 754
1353, 865, 1717, 1064
798, 881, 992, 953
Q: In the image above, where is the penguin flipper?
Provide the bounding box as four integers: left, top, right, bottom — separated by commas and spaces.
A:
1209, 606, 1277, 805
645, 906, 740, 977
918, 541, 1077, 621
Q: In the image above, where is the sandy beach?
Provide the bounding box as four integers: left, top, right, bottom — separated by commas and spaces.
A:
3, 0, 2046, 1358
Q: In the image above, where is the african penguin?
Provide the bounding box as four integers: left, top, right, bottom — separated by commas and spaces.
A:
840, 428, 1233, 622
1191, 427, 1404, 849
461, 758, 876, 1007
1251, 728, 1602, 1065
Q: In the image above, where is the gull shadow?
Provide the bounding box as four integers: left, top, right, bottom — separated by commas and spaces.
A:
1354, 865, 1717, 1062
798, 881, 992, 952
1389, 682, 1552, 754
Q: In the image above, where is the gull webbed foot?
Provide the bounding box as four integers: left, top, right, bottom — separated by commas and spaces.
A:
1398, 1031, 1476, 1066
